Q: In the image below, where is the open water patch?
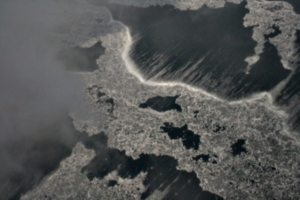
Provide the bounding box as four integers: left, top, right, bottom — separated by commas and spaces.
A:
81, 132, 222, 200
160, 122, 200, 150
139, 95, 181, 112
106, 1, 290, 100
231, 139, 248, 157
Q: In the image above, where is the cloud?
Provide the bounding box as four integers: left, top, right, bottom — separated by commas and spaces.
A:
0, 0, 85, 198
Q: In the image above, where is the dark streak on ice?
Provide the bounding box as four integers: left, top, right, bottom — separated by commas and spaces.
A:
81, 132, 223, 200
105, 98, 115, 113
213, 124, 226, 133
160, 122, 200, 150
139, 95, 182, 112
194, 110, 199, 118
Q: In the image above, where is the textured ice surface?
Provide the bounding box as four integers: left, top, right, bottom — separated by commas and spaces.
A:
21, 1, 300, 200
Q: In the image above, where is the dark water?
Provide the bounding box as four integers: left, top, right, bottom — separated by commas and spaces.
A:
105, 98, 115, 113
229, 35, 290, 97
193, 154, 218, 164
212, 124, 226, 133
231, 139, 248, 157
58, 42, 105, 72
259, 0, 300, 130
267, 0, 300, 14
81, 132, 223, 200
0, 116, 83, 200
160, 122, 200, 150
107, 180, 118, 187
106, 1, 290, 100
139, 95, 182, 112
276, 30, 300, 130
276, 70, 300, 105
193, 154, 210, 162
87, 85, 115, 113
265, 25, 282, 39
276, 30, 300, 131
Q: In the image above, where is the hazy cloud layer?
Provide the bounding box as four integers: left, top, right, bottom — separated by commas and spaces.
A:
0, 1, 85, 198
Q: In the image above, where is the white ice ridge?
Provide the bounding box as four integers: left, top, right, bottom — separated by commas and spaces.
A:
117, 19, 290, 118
109, 0, 300, 72
122, 26, 220, 102
102, 1, 297, 106
104, 0, 300, 141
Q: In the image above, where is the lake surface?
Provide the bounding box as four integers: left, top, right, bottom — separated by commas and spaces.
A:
139, 95, 182, 112
276, 30, 300, 130
106, 1, 290, 100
